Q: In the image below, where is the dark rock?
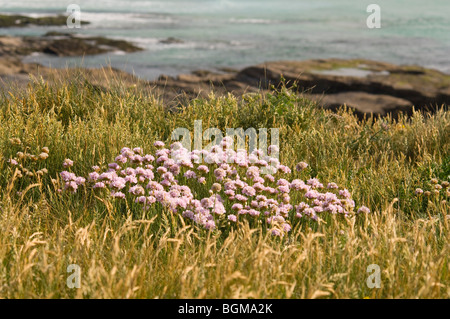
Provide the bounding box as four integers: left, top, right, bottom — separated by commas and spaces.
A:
233, 59, 450, 113
44, 31, 75, 37
0, 14, 89, 28
0, 34, 142, 57
87, 37, 142, 53
159, 37, 184, 44
43, 38, 108, 56
308, 92, 413, 118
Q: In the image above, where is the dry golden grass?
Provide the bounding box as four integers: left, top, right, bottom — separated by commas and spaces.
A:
0, 197, 447, 298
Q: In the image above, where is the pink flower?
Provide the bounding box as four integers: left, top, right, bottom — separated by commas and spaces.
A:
63, 158, 74, 168
75, 177, 86, 185
307, 178, 323, 189
313, 206, 324, 213
357, 206, 371, 214
129, 185, 145, 196
224, 181, 236, 191
160, 179, 172, 187
248, 209, 260, 217
64, 181, 78, 193
214, 168, 226, 181
115, 155, 127, 164
184, 170, 197, 179
327, 182, 339, 189
156, 156, 168, 164
224, 190, 235, 197
169, 164, 181, 176
228, 214, 237, 222
305, 190, 319, 199
89, 172, 100, 181
198, 165, 209, 174
93, 182, 105, 189
271, 229, 282, 236
242, 186, 256, 197
246, 166, 260, 179
277, 165, 291, 174
282, 223, 291, 232
212, 201, 226, 215
111, 178, 126, 190
277, 185, 290, 193
205, 220, 216, 230
201, 198, 214, 208
112, 192, 126, 199
182, 210, 195, 219
235, 194, 248, 202
147, 181, 164, 191
290, 179, 308, 191
135, 196, 147, 204
144, 154, 155, 162
154, 141, 165, 148
60, 171, 76, 182
277, 179, 289, 186
339, 189, 351, 199
157, 166, 167, 174
108, 163, 121, 170
296, 162, 308, 171
232, 203, 243, 211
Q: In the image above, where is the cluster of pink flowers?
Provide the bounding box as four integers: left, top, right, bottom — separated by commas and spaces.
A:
60, 169, 86, 192
60, 140, 370, 236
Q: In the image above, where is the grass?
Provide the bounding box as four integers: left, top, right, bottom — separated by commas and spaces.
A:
0, 71, 448, 298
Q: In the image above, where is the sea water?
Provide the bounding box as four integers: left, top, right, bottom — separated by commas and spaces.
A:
0, 0, 449, 79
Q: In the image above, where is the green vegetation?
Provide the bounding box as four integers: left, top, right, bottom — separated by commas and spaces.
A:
0, 72, 448, 298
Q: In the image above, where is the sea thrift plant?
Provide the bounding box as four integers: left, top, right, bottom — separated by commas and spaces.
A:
5, 141, 51, 189
415, 178, 449, 201
59, 142, 371, 236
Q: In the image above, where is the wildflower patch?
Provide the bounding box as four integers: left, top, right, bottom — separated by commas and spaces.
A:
55, 139, 371, 236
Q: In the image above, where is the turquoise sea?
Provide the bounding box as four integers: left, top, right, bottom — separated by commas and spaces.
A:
1, 0, 449, 79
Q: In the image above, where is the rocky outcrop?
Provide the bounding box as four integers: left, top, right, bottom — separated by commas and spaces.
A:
151, 59, 450, 117
235, 59, 450, 110
0, 33, 142, 57
0, 32, 143, 91
308, 92, 413, 117
0, 14, 89, 28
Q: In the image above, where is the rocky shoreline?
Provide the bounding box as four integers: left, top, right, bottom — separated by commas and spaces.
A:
0, 28, 449, 117
151, 59, 450, 117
